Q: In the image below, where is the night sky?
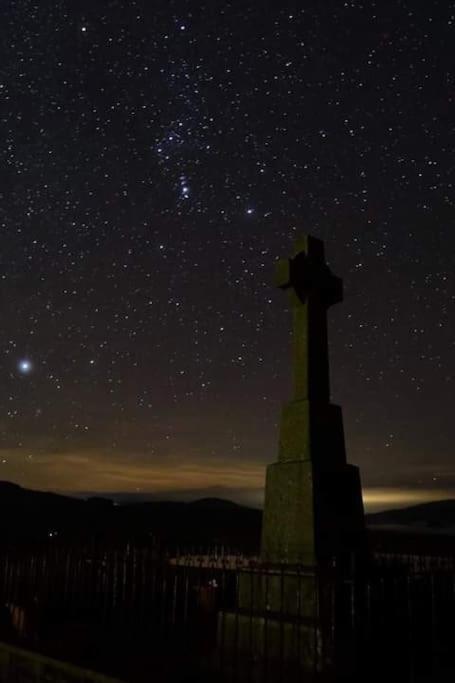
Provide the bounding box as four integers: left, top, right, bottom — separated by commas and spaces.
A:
1, 1, 454, 511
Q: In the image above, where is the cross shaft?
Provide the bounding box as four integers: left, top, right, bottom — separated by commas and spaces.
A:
275, 235, 342, 402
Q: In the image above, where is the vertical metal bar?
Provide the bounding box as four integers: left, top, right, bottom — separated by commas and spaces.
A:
279, 566, 284, 683
430, 573, 437, 678
406, 574, 414, 683
314, 568, 319, 677
171, 570, 178, 625
349, 560, 356, 677
329, 565, 336, 676
263, 567, 269, 683
234, 567, 240, 682
297, 567, 302, 671
364, 579, 372, 680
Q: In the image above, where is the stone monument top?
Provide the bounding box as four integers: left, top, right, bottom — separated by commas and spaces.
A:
274, 235, 342, 404
275, 235, 342, 307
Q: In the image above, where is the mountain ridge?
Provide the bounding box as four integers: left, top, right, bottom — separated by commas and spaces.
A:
2, 481, 455, 550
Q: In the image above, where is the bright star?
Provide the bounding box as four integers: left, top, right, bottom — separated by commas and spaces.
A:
18, 359, 33, 374
246, 208, 254, 215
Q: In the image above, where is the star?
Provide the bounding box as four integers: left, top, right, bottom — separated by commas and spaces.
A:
18, 359, 33, 375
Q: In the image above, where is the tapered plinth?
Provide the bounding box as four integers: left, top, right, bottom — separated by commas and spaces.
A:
262, 459, 364, 566
261, 398, 364, 565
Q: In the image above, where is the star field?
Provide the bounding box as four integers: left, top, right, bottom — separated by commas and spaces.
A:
1, 1, 454, 509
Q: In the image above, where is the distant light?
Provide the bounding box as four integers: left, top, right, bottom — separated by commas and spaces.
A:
81, 26, 87, 33
246, 208, 254, 215
18, 359, 32, 374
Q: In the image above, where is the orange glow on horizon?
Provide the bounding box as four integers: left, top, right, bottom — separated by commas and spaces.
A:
2, 447, 454, 513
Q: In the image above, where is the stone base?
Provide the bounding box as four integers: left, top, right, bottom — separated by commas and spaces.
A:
260, 396, 366, 566
261, 459, 365, 565
216, 568, 337, 681
237, 567, 320, 617
217, 610, 330, 681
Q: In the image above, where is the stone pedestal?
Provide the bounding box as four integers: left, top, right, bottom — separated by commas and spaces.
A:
262, 460, 364, 566
218, 568, 333, 680
261, 398, 365, 566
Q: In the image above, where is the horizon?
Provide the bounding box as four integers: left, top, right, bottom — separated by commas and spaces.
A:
3, 477, 455, 515
59, 488, 455, 514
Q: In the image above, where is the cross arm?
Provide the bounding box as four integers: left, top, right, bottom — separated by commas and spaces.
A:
274, 258, 291, 290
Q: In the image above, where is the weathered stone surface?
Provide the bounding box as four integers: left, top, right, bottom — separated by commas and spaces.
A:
277, 400, 346, 466
261, 460, 364, 565
218, 611, 328, 679
275, 235, 342, 403
262, 461, 316, 565
237, 568, 319, 618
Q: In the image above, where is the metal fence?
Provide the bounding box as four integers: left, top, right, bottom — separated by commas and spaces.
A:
0, 540, 454, 682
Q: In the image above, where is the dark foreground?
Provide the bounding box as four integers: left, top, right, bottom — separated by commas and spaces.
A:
0, 537, 454, 682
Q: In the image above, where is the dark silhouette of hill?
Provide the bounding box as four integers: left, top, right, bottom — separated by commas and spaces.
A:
118, 498, 261, 549
189, 497, 241, 508
2, 481, 455, 553
0, 482, 261, 548
0, 481, 76, 506
366, 500, 455, 557
367, 499, 455, 531
0, 481, 114, 543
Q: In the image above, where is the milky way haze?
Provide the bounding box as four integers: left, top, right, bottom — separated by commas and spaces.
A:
1, 1, 454, 510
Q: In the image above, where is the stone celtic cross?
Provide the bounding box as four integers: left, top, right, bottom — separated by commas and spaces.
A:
275, 235, 342, 403
260, 234, 364, 566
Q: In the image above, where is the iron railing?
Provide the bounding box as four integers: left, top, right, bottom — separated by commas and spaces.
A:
0, 540, 454, 682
